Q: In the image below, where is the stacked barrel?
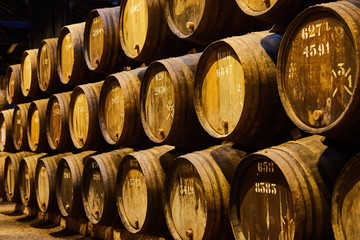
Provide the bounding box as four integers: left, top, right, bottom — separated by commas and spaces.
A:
0, 0, 360, 239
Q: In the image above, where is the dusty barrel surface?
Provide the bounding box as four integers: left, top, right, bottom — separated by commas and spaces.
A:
84, 7, 129, 74
0, 109, 14, 152
4, 151, 35, 202
12, 103, 31, 151
57, 22, 103, 86
230, 135, 354, 240
69, 81, 107, 150
55, 151, 96, 217
331, 153, 360, 240
163, 144, 246, 240
99, 68, 152, 148
234, 0, 325, 24
277, 1, 360, 144
37, 38, 67, 93
19, 153, 47, 207
21, 49, 42, 99
164, 0, 266, 45
194, 31, 293, 150
119, 0, 188, 62
116, 145, 180, 234
0, 152, 12, 199
46, 91, 73, 152
35, 152, 72, 213
81, 148, 133, 224
5, 64, 24, 104
141, 53, 216, 150
27, 99, 50, 152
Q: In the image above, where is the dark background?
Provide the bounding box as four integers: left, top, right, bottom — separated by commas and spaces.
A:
0, 0, 120, 86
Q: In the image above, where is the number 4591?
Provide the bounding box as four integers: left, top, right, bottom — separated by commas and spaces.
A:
303, 42, 329, 58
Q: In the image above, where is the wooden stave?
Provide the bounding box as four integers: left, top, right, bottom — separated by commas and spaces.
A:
99, 68, 152, 148
164, 0, 268, 45
57, 22, 104, 86
55, 151, 96, 217
0, 109, 15, 152
277, 1, 360, 144
84, 7, 130, 74
35, 152, 73, 213
4, 151, 36, 202
229, 135, 354, 240
116, 145, 179, 234
46, 91, 74, 152
18, 153, 47, 207
163, 143, 246, 240
37, 38, 70, 94
119, 0, 189, 63
140, 53, 218, 150
5, 64, 25, 105
194, 31, 294, 150
81, 148, 133, 225
27, 99, 50, 152
20, 49, 43, 99
69, 81, 107, 150
12, 103, 31, 151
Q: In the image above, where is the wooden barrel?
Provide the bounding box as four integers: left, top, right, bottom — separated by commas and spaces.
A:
116, 145, 180, 234
21, 49, 42, 99
46, 91, 73, 151
69, 81, 107, 150
140, 53, 217, 150
331, 152, 360, 240
229, 135, 355, 240
19, 153, 47, 207
84, 7, 130, 74
99, 68, 152, 148
234, 0, 326, 24
4, 151, 35, 202
164, 0, 268, 45
35, 152, 72, 213
0, 90, 7, 111
57, 22, 103, 86
5, 64, 24, 104
37, 38, 69, 94
81, 148, 133, 224
12, 103, 31, 151
194, 31, 294, 150
27, 99, 50, 152
163, 144, 246, 240
0, 152, 12, 200
55, 151, 96, 217
0, 109, 14, 152
277, 1, 360, 144
119, 0, 188, 62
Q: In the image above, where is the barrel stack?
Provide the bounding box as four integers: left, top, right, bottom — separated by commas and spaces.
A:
0, 1, 359, 240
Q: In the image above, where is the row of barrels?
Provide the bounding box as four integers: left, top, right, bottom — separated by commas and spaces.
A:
0, 135, 359, 239
2, 31, 298, 155
3, 0, 329, 102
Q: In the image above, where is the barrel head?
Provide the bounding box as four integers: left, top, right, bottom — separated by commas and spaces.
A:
60, 33, 75, 84
195, 43, 244, 138
117, 156, 147, 232
142, 64, 175, 143
28, 108, 40, 151
166, 0, 205, 37
4, 160, 15, 202
278, 4, 359, 136
0, 115, 7, 151
56, 161, 74, 216
12, 107, 25, 150
165, 158, 207, 240
230, 155, 294, 240
21, 53, 32, 97
36, 162, 50, 212
7, 70, 15, 103
120, 0, 148, 58
48, 98, 62, 149
39, 43, 52, 90
101, 80, 125, 144
88, 15, 104, 70
82, 159, 105, 224
71, 93, 89, 148
19, 161, 31, 206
